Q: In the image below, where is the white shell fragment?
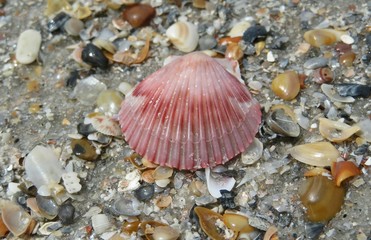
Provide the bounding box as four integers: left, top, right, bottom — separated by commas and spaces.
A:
166, 21, 199, 52
288, 142, 340, 167
1, 200, 33, 236
16, 29, 42, 64
205, 168, 236, 198
117, 170, 141, 192
319, 118, 360, 142
62, 172, 82, 193
321, 84, 355, 103
241, 138, 263, 165
25, 146, 64, 190
227, 21, 251, 37
87, 114, 122, 137
91, 214, 112, 234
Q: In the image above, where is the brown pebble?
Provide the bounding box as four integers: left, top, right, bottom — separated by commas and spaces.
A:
312, 67, 333, 84
334, 42, 351, 54
122, 4, 156, 28
71, 138, 98, 161
339, 51, 356, 67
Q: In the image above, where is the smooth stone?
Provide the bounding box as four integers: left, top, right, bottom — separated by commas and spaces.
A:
47, 12, 70, 32
73, 76, 107, 105
339, 51, 356, 67
81, 43, 109, 69
122, 4, 156, 28
198, 35, 217, 50
242, 25, 267, 44
96, 90, 123, 115
58, 203, 75, 225
335, 83, 371, 98
303, 57, 328, 69
134, 184, 154, 202
64, 17, 84, 36
16, 29, 42, 64
71, 138, 98, 161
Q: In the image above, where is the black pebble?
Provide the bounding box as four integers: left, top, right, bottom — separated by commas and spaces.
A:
336, 83, 371, 98
81, 43, 109, 69
242, 25, 268, 44
47, 12, 70, 32
58, 203, 75, 225
66, 70, 80, 88
134, 184, 155, 202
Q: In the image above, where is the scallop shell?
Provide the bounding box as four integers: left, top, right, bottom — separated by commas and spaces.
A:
166, 21, 199, 53
118, 52, 261, 170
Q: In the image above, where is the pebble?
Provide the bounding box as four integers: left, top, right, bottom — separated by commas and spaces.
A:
81, 43, 109, 69
198, 35, 217, 50
335, 83, 371, 98
96, 90, 123, 115
36, 195, 59, 219
73, 76, 107, 105
304, 57, 328, 69
71, 138, 98, 161
134, 184, 155, 202
340, 34, 354, 45
122, 4, 156, 28
111, 197, 142, 216
15, 29, 42, 64
64, 17, 84, 36
335, 42, 351, 54
58, 203, 75, 225
47, 12, 70, 32
242, 25, 267, 44
267, 51, 275, 62
339, 51, 356, 67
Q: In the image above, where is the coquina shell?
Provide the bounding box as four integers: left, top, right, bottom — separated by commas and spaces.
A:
119, 52, 261, 170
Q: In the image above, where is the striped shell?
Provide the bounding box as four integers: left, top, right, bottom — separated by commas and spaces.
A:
118, 52, 261, 170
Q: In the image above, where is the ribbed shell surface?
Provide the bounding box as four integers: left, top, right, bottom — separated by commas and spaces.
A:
119, 52, 261, 170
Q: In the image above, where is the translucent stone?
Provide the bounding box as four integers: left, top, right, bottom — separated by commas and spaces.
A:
271, 71, 300, 101
96, 90, 124, 115
73, 76, 107, 105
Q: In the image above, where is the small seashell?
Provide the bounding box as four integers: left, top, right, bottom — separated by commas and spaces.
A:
152, 225, 180, 240
87, 114, 122, 137
112, 196, 143, 216
335, 83, 371, 98
303, 29, 346, 47
16, 29, 42, 64
154, 195, 172, 208
242, 25, 268, 44
228, 21, 251, 38
166, 21, 199, 52
122, 221, 140, 234
339, 51, 356, 67
318, 118, 360, 142
47, 12, 70, 32
36, 194, 59, 219
63, 17, 84, 36
303, 57, 328, 69
194, 207, 226, 240
96, 90, 124, 115
153, 166, 173, 180
71, 138, 98, 161
288, 142, 339, 167
118, 52, 261, 170
38, 221, 62, 236
271, 71, 301, 101
299, 176, 345, 222
62, 172, 82, 194
312, 67, 333, 84
1, 201, 33, 237
142, 169, 155, 183
321, 84, 355, 103
205, 168, 236, 198
25, 145, 64, 190
73, 76, 107, 105
222, 213, 254, 233
155, 179, 171, 188
225, 43, 244, 61
91, 214, 112, 234
241, 137, 263, 165
134, 184, 155, 202
118, 170, 141, 192
189, 180, 205, 197
331, 161, 361, 186
121, 4, 156, 28
81, 43, 109, 69
266, 105, 300, 137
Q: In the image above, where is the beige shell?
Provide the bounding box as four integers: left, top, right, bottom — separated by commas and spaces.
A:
288, 142, 340, 167
1, 201, 33, 236
304, 29, 346, 48
228, 21, 251, 37
166, 21, 199, 52
319, 118, 360, 142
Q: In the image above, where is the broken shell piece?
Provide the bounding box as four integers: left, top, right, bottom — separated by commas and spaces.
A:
154, 195, 172, 208
319, 118, 360, 142
118, 52, 261, 170
38, 221, 62, 236
91, 214, 112, 234
321, 84, 355, 103
222, 213, 254, 233
228, 21, 251, 37
62, 172, 82, 194
288, 142, 339, 167
205, 168, 236, 198
153, 166, 173, 180
93, 39, 117, 54
87, 114, 122, 137
332, 161, 361, 186
166, 21, 199, 52
304, 167, 331, 177
118, 170, 141, 192
25, 146, 64, 190
1, 201, 33, 237
194, 207, 226, 240
266, 106, 300, 137
304, 29, 346, 48
241, 138, 263, 165
152, 225, 180, 240
155, 179, 171, 188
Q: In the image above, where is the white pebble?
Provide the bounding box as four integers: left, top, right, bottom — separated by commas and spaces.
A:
16, 29, 42, 64
340, 35, 354, 45
267, 51, 275, 62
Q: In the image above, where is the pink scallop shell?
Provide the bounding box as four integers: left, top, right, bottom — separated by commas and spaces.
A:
119, 52, 261, 170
